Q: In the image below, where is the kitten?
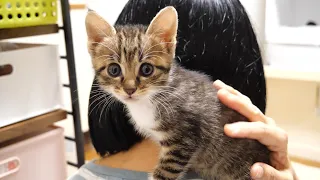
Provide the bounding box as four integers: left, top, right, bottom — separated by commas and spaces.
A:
85, 7, 270, 180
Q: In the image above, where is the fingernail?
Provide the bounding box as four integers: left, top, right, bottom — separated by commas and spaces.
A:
251, 104, 261, 114
226, 124, 240, 135
252, 165, 264, 179
213, 80, 224, 89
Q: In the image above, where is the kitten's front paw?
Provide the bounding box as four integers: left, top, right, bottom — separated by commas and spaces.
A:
148, 173, 157, 180
148, 175, 155, 180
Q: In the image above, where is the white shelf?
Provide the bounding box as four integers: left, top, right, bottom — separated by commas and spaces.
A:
264, 65, 320, 83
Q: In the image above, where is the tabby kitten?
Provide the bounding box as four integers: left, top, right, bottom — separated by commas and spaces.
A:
85, 7, 270, 180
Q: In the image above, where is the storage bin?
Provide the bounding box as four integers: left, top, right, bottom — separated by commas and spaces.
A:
0, 43, 63, 128
0, 126, 66, 180
265, 0, 320, 46
0, 0, 58, 29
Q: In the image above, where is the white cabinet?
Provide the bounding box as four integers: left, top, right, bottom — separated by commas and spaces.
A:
265, 0, 320, 46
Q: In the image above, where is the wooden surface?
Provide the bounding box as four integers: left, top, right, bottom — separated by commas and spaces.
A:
291, 155, 320, 168
87, 140, 320, 173
70, 4, 86, 10
0, 110, 67, 143
94, 139, 160, 172
0, 24, 59, 40
0, 126, 59, 149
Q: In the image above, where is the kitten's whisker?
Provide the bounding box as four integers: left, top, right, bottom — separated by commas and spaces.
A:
90, 89, 105, 94
154, 85, 182, 94
98, 96, 116, 125
94, 54, 115, 61
91, 42, 120, 59
152, 85, 180, 92
153, 95, 173, 118
141, 54, 165, 62
89, 92, 106, 101
90, 90, 106, 95
90, 86, 103, 90
139, 36, 150, 60
139, 31, 166, 60
91, 86, 102, 88
89, 94, 106, 108
92, 86, 107, 90
90, 91, 104, 95
157, 89, 182, 96
98, 100, 109, 125
103, 98, 119, 125
89, 98, 106, 116
153, 97, 171, 118
89, 95, 113, 116
149, 97, 162, 120
161, 92, 184, 102
88, 96, 107, 113
157, 90, 185, 102
153, 85, 178, 91
143, 50, 169, 58
154, 93, 175, 114
143, 41, 175, 57
148, 80, 168, 85
91, 84, 103, 88
100, 41, 120, 59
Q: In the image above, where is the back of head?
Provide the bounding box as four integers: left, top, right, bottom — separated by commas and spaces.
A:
89, 0, 266, 156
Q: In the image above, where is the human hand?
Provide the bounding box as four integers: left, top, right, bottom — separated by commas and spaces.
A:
213, 80, 298, 180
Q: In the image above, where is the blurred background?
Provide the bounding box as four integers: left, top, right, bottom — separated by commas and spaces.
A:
0, 0, 319, 179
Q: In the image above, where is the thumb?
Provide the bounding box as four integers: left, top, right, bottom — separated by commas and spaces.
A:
251, 163, 292, 180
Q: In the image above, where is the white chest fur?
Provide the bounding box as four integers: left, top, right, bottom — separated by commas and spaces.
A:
125, 99, 163, 141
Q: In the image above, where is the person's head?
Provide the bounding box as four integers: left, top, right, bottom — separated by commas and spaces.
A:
115, 0, 266, 110
89, 0, 266, 156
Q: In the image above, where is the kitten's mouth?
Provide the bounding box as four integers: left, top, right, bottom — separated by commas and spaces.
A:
124, 96, 138, 101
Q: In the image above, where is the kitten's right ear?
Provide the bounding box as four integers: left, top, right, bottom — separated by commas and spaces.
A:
146, 6, 178, 49
85, 11, 116, 43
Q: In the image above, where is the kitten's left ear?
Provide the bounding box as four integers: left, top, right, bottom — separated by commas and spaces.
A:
146, 6, 178, 48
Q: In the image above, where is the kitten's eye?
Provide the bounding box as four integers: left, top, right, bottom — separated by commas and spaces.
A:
108, 63, 122, 77
140, 63, 154, 77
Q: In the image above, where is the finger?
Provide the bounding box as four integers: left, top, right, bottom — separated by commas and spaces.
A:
213, 80, 238, 93
217, 89, 268, 124
224, 122, 288, 152
213, 80, 252, 103
251, 163, 293, 180
270, 152, 291, 170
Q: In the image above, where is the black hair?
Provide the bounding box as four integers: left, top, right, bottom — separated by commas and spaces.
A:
88, 0, 266, 156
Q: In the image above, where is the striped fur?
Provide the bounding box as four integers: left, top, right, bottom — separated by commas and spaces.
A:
86, 7, 270, 180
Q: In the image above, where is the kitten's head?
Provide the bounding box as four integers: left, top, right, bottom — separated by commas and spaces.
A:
85, 7, 178, 103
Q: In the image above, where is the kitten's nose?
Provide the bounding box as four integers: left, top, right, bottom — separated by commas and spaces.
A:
124, 88, 137, 96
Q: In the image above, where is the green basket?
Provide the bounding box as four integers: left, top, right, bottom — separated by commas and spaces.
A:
0, 0, 58, 29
